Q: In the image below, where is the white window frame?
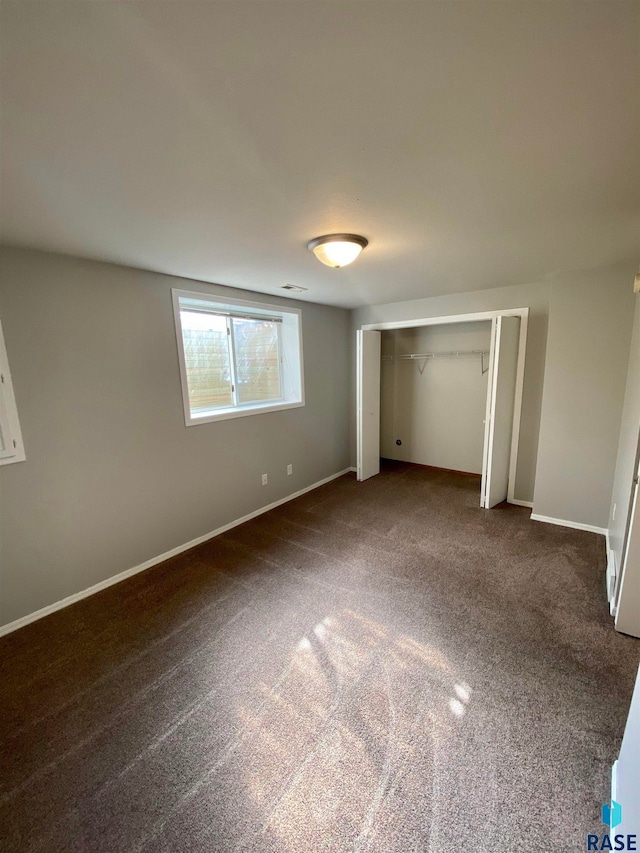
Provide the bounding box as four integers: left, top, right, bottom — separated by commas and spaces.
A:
0, 316, 26, 466
172, 289, 305, 426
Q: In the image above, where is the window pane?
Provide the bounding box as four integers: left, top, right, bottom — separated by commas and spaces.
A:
174, 291, 302, 424
180, 311, 233, 413
232, 318, 281, 404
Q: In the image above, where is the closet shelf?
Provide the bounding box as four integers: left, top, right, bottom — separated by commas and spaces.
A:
382, 350, 490, 374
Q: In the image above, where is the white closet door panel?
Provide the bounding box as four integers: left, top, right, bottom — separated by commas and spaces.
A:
611, 663, 640, 835
357, 330, 381, 481
482, 316, 520, 508
613, 437, 640, 612
615, 451, 640, 636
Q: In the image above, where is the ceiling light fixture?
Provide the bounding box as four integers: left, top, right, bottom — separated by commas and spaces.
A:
307, 233, 368, 268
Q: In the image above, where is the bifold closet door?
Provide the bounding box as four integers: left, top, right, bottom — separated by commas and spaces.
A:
357, 330, 381, 481
481, 316, 520, 508
613, 428, 640, 612
615, 434, 640, 635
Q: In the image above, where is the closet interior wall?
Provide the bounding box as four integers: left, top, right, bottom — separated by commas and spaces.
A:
381, 321, 492, 475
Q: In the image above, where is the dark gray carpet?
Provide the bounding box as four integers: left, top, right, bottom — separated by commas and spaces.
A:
1, 462, 638, 852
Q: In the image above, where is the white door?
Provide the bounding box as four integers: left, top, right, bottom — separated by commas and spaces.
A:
607, 436, 640, 615
481, 316, 520, 508
357, 330, 381, 481
610, 663, 640, 838
614, 439, 640, 634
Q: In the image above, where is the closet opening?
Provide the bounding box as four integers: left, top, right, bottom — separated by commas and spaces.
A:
356, 309, 528, 509
381, 320, 490, 500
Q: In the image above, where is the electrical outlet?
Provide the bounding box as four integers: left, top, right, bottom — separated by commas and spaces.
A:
287, 464, 293, 475
262, 473, 268, 486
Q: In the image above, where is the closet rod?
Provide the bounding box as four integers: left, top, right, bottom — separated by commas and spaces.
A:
382, 349, 489, 360
381, 350, 490, 374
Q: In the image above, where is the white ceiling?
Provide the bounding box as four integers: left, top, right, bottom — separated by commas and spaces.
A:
1, 1, 639, 308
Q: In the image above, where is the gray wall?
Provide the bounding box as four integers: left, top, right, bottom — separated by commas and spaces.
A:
352, 280, 552, 503
533, 264, 636, 528
380, 322, 490, 474
0, 247, 351, 627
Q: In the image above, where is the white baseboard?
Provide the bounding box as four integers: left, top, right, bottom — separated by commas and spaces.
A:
530, 513, 608, 536
0, 467, 354, 639
611, 759, 618, 804
509, 499, 533, 508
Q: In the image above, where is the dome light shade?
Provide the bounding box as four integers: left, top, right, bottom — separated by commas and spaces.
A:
307, 234, 368, 268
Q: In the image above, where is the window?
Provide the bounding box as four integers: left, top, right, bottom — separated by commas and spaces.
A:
0, 316, 26, 466
172, 290, 304, 425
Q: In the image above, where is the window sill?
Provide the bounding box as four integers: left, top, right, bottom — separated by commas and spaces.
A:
0, 450, 26, 467
185, 399, 304, 426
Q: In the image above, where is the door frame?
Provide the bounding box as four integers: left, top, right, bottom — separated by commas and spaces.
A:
613, 426, 640, 619
356, 329, 382, 481
358, 307, 530, 506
